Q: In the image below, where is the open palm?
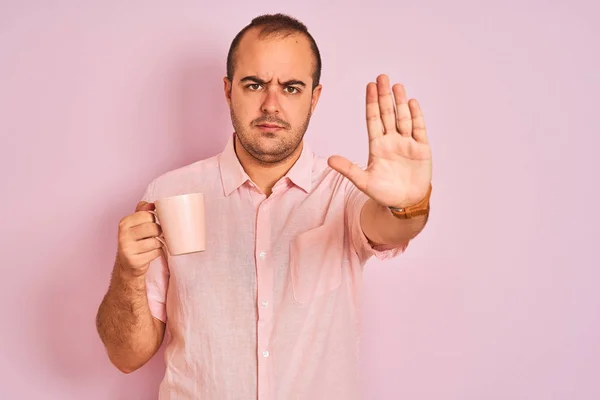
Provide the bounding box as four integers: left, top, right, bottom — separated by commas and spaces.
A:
328, 74, 432, 208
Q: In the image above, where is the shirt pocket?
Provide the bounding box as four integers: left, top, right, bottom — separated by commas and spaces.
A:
290, 222, 344, 304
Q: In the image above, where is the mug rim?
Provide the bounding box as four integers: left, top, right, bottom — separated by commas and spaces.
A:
155, 192, 204, 203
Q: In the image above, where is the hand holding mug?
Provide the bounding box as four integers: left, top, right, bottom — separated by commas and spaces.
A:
116, 201, 163, 279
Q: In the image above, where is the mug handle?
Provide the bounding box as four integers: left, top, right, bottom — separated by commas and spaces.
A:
148, 210, 170, 256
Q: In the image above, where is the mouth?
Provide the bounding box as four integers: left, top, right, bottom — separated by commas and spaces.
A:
257, 123, 284, 129
255, 123, 286, 134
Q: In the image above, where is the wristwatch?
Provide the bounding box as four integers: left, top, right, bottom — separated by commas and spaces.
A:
388, 184, 432, 219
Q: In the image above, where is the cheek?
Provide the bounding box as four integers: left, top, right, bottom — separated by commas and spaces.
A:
289, 98, 312, 120
231, 100, 252, 122
232, 94, 260, 118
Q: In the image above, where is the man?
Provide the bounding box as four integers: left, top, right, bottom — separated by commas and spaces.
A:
96, 13, 432, 400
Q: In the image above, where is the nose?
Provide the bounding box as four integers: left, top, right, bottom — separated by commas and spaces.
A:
261, 87, 280, 114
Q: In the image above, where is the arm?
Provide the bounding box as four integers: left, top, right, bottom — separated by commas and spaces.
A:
96, 257, 165, 374
360, 198, 428, 247
96, 200, 166, 374
329, 74, 433, 249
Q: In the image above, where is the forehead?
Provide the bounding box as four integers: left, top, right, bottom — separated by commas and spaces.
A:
234, 28, 314, 82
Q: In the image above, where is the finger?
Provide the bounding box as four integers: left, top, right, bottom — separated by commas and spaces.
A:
376, 74, 397, 135
133, 248, 163, 268
409, 99, 428, 143
328, 155, 368, 193
366, 82, 384, 140
133, 237, 163, 255
136, 201, 155, 212
120, 209, 156, 230
129, 221, 162, 241
392, 83, 412, 137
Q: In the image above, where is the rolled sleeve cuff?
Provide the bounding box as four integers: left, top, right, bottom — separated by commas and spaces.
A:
147, 295, 167, 323
350, 190, 409, 263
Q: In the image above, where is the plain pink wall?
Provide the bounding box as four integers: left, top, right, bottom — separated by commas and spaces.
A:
1, 1, 598, 399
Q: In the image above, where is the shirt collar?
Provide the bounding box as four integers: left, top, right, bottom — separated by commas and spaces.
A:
219, 133, 313, 196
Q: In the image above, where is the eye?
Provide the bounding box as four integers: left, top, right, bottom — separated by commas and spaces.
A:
246, 83, 262, 90
285, 86, 300, 94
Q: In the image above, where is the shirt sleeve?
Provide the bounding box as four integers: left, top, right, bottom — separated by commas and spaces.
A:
140, 179, 169, 323
346, 183, 409, 265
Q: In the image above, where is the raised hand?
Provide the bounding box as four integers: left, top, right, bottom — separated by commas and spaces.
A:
328, 74, 432, 208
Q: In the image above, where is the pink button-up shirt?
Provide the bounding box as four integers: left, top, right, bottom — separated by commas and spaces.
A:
142, 134, 407, 399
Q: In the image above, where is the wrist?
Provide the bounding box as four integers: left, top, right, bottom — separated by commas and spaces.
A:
114, 259, 147, 290
388, 184, 432, 219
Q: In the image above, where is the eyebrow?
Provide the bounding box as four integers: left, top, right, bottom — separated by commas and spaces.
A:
240, 75, 307, 88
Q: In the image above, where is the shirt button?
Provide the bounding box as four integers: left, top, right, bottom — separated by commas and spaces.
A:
261, 300, 268, 308
262, 350, 270, 358
259, 251, 266, 259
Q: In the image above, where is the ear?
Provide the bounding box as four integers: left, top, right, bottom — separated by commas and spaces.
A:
310, 84, 322, 114
223, 77, 232, 107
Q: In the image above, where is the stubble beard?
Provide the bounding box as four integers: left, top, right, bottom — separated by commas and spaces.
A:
230, 107, 312, 165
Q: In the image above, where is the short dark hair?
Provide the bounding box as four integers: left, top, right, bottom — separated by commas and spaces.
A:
226, 13, 322, 89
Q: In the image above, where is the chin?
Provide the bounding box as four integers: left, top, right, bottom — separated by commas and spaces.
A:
253, 142, 293, 162
237, 128, 299, 161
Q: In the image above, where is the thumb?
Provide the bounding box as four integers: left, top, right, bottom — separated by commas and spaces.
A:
135, 201, 155, 212
328, 155, 368, 192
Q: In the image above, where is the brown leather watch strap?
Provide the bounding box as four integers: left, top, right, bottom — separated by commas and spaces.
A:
388, 184, 432, 219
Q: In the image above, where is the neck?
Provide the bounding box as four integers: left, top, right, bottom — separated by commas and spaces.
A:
234, 135, 303, 196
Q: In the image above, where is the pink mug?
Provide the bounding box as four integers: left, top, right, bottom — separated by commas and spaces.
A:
149, 192, 206, 256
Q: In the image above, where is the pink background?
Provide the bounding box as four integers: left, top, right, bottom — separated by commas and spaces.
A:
1, 1, 599, 399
